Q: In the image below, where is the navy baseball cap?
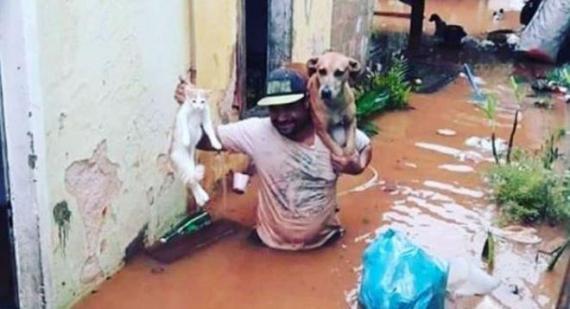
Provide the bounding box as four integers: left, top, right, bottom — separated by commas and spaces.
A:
257, 67, 308, 106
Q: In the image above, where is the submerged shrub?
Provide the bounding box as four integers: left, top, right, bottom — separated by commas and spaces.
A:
354, 56, 411, 136
488, 152, 570, 226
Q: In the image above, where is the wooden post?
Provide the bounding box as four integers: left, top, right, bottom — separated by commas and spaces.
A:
267, 0, 293, 75
408, 0, 425, 51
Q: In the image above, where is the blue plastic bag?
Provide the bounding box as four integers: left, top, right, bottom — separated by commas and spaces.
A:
358, 229, 449, 309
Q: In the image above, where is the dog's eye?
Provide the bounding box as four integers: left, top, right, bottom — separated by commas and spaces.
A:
318, 68, 327, 76
192, 99, 197, 103
334, 69, 345, 77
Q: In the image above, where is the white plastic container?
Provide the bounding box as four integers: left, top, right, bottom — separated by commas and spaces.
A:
232, 172, 250, 194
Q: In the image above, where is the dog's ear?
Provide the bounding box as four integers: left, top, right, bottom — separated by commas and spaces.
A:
306, 57, 319, 77
348, 58, 362, 80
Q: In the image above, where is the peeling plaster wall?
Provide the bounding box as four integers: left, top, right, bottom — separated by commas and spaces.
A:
30, 0, 224, 307
330, 0, 375, 64
25, 0, 350, 306
193, 0, 238, 91
291, 0, 333, 63
33, 0, 249, 306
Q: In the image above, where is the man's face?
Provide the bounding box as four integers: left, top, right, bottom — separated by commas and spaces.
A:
269, 99, 311, 137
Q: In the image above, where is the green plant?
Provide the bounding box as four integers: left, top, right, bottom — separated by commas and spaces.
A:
480, 93, 500, 164
506, 77, 524, 164
354, 57, 411, 136
376, 57, 411, 110
541, 128, 566, 169
546, 64, 570, 88
487, 149, 570, 226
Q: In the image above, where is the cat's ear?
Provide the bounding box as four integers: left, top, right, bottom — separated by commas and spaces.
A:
201, 89, 212, 97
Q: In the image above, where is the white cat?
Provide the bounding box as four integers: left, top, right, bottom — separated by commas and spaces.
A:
170, 86, 222, 207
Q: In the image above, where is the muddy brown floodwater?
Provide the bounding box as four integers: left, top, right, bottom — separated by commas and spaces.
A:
77, 66, 569, 309
77, 1, 569, 308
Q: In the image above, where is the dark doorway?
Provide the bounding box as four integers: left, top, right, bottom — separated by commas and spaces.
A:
245, 0, 268, 111
0, 67, 18, 309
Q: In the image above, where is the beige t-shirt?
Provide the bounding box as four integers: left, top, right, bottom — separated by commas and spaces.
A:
217, 117, 370, 250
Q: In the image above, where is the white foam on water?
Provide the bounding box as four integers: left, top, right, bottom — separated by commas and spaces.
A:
415, 142, 463, 157
404, 162, 418, 168
439, 164, 475, 173
437, 129, 457, 136
424, 180, 484, 198
465, 136, 507, 153
338, 167, 384, 196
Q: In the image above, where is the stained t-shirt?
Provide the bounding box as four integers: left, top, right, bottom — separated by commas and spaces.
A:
217, 117, 370, 250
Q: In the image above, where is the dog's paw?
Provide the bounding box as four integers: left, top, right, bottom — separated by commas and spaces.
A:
180, 171, 193, 186
193, 186, 210, 207
194, 165, 206, 181
210, 138, 222, 151
343, 148, 357, 157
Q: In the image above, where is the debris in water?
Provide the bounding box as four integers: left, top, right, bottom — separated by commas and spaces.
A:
415, 142, 489, 163
538, 236, 567, 254
509, 284, 520, 295
404, 162, 418, 168
437, 128, 457, 136
537, 295, 550, 307
354, 232, 372, 243
338, 167, 384, 196
447, 257, 499, 296
482, 231, 495, 272
547, 239, 569, 271
424, 180, 484, 198
460, 71, 488, 85
465, 136, 507, 153
415, 142, 462, 157
151, 266, 165, 274
475, 296, 506, 309
533, 97, 554, 109
438, 164, 474, 173
489, 225, 542, 245
506, 33, 520, 46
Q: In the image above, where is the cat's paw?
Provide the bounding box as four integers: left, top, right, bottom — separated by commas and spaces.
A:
210, 139, 222, 151
194, 165, 205, 181
193, 186, 210, 207
180, 170, 193, 185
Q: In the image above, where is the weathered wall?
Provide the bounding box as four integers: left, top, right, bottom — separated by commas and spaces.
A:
32, 0, 244, 307
192, 0, 247, 192
291, 0, 333, 63
331, 0, 375, 64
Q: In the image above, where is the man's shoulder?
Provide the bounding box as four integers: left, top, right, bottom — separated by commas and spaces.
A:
218, 117, 272, 137
224, 117, 271, 130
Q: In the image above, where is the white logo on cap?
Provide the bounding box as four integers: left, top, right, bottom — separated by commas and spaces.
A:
267, 80, 292, 95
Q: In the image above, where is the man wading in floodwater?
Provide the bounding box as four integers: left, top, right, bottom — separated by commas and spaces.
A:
174, 66, 372, 250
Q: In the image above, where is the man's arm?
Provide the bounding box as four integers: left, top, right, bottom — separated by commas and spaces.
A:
196, 129, 224, 152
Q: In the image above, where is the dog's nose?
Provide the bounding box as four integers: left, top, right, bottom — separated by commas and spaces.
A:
321, 88, 332, 99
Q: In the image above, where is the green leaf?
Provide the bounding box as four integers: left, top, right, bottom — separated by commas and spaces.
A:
358, 121, 380, 137
482, 231, 495, 272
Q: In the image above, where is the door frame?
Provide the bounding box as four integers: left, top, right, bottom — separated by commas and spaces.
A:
0, 0, 53, 308
237, 0, 293, 115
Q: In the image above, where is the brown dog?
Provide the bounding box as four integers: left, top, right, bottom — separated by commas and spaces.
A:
307, 51, 361, 156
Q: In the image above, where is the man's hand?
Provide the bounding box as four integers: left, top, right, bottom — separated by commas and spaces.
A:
331, 151, 360, 175
174, 74, 191, 104
331, 145, 372, 175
